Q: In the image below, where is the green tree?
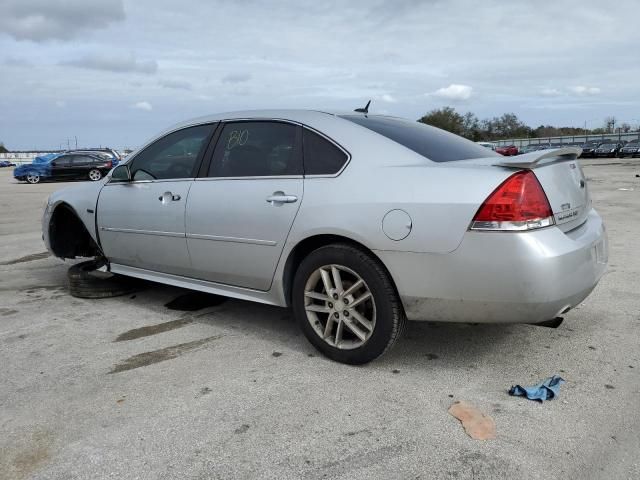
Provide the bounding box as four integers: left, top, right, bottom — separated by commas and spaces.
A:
0, 142, 8, 154
418, 107, 465, 136
461, 112, 481, 141
489, 113, 531, 139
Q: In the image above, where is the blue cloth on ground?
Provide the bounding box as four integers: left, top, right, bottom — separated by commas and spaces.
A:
508, 375, 565, 402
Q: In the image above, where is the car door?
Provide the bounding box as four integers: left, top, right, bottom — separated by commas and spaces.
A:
51, 155, 74, 179
185, 120, 304, 290
68, 155, 92, 179
97, 123, 217, 276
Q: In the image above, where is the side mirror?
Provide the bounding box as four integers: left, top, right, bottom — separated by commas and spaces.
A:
110, 164, 131, 182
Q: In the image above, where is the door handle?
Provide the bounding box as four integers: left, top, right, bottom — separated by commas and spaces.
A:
158, 192, 181, 203
266, 193, 298, 204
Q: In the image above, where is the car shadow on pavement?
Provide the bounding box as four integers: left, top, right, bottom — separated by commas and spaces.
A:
145, 287, 541, 367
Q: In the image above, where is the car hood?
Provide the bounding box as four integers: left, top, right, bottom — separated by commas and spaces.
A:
14, 163, 51, 175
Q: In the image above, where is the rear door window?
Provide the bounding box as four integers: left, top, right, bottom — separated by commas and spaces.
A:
340, 115, 500, 162
207, 121, 301, 177
302, 129, 348, 175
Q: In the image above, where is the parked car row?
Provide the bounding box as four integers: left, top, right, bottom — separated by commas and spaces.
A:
619, 140, 640, 157
0, 160, 17, 167
12, 149, 121, 184
480, 139, 640, 158
476, 142, 520, 156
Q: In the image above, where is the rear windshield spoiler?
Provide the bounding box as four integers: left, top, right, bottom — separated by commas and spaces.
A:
495, 147, 582, 168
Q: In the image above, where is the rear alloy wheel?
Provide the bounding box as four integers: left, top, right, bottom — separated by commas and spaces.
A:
88, 169, 102, 181
292, 244, 405, 364
26, 172, 40, 184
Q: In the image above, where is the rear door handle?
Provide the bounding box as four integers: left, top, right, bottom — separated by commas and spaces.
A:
266, 193, 298, 204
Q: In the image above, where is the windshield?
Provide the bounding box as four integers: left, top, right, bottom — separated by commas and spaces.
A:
339, 115, 500, 162
599, 144, 616, 148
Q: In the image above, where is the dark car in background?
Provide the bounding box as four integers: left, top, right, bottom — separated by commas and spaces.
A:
68, 148, 121, 166
0, 160, 17, 167
580, 141, 605, 158
619, 140, 640, 157
495, 144, 518, 156
13, 152, 114, 184
594, 143, 622, 158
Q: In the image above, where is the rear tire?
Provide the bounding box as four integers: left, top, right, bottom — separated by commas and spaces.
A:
68, 259, 140, 298
88, 169, 102, 181
292, 243, 405, 364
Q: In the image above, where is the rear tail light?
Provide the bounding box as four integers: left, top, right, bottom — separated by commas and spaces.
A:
103, 161, 112, 168
470, 170, 554, 231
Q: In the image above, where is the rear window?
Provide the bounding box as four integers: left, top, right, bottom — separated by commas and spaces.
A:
340, 115, 499, 162
302, 129, 348, 175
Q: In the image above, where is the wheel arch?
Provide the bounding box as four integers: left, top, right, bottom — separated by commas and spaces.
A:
48, 202, 101, 259
281, 233, 401, 307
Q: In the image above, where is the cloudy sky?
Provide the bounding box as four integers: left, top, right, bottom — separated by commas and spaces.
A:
1, 0, 639, 150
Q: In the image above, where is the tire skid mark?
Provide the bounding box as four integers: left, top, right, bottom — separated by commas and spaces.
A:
109, 335, 223, 374
0, 252, 50, 266
114, 317, 194, 342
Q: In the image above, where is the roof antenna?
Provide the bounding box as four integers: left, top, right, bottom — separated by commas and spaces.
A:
354, 100, 371, 114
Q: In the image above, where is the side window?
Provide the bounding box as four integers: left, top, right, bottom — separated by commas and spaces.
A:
130, 124, 214, 181
54, 156, 71, 166
302, 129, 348, 175
207, 122, 301, 177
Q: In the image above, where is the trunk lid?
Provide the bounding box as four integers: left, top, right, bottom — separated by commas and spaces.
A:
496, 147, 590, 232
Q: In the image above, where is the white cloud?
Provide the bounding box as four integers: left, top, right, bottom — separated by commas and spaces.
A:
55, 100, 66, 107
222, 73, 251, 84
431, 84, 473, 101
4, 56, 31, 66
62, 52, 157, 74
569, 85, 601, 95
541, 88, 561, 96
380, 93, 396, 103
131, 101, 152, 111
159, 79, 192, 90
0, 0, 124, 42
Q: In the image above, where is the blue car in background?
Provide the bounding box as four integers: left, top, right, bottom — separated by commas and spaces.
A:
13, 152, 115, 184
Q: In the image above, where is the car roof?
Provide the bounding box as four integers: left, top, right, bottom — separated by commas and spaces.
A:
169, 109, 336, 129
134, 109, 373, 153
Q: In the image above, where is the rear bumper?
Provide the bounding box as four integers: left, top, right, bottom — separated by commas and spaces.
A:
375, 208, 608, 323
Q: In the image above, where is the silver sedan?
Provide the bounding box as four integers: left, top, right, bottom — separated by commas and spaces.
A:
42, 110, 608, 364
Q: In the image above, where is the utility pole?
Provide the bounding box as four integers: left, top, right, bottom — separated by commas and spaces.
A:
74, 136, 77, 149
67, 138, 70, 150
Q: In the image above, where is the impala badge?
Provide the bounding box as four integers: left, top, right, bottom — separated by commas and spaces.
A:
561, 203, 571, 211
